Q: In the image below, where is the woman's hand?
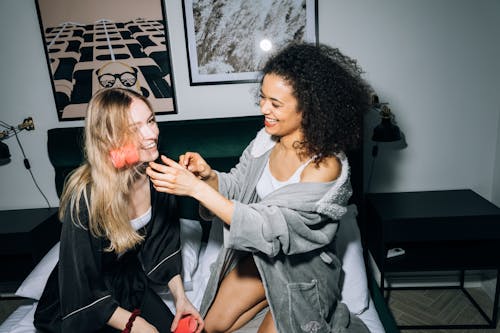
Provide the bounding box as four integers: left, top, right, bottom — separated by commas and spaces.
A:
147, 156, 202, 197
179, 152, 213, 180
148, 156, 233, 224
171, 296, 204, 333
167, 275, 204, 333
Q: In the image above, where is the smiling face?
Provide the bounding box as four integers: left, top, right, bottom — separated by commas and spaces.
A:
129, 98, 159, 163
259, 74, 303, 141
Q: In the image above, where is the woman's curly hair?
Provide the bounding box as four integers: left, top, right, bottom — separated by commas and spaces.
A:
260, 42, 371, 161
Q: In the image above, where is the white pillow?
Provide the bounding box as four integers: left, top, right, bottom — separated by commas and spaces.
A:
336, 204, 370, 315
15, 241, 59, 300
179, 218, 203, 291
15, 218, 203, 299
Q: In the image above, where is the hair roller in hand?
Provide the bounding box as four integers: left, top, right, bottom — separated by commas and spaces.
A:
110, 143, 139, 168
174, 315, 197, 333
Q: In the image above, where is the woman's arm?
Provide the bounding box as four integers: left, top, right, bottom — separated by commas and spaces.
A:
139, 191, 203, 332
148, 156, 235, 225
58, 208, 120, 331
167, 275, 204, 333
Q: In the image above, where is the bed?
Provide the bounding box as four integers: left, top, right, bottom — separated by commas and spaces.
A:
0, 115, 399, 333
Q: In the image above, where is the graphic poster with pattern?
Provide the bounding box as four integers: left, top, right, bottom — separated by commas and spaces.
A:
35, 0, 177, 120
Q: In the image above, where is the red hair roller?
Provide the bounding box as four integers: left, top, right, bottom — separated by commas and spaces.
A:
174, 315, 197, 333
110, 143, 139, 168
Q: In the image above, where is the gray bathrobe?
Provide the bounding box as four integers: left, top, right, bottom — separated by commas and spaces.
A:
200, 129, 369, 333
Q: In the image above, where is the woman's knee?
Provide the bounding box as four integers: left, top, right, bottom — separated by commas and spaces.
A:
203, 312, 233, 333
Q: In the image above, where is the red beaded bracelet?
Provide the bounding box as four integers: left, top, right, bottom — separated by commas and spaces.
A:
121, 309, 141, 333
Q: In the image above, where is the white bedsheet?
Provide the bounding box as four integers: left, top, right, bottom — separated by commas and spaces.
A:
0, 303, 36, 333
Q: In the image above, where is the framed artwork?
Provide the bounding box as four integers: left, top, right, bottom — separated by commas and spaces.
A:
182, 0, 318, 85
34, 0, 177, 121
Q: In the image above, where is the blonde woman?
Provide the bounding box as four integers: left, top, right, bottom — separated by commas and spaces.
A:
34, 88, 203, 333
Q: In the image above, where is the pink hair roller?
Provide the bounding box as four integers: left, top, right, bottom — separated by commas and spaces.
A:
174, 315, 197, 333
110, 143, 139, 168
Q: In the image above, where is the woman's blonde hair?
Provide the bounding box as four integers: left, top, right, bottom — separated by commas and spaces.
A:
59, 88, 154, 253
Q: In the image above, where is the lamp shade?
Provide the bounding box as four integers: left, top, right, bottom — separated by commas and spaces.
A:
371, 105, 402, 142
0, 141, 11, 165
372, 118, 402, 142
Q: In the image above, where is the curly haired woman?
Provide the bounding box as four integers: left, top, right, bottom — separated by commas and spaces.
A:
147, 42, 371, 333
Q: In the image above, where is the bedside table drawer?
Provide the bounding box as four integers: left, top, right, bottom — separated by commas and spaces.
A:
383, 240, 500, 272
382, 215, 500, 243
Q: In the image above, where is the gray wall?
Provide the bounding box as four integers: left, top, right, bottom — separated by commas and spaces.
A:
494, 113, 500, 205
1, 0, 499, 210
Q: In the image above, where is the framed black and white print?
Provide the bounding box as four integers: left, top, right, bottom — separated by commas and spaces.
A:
182, 0, 318, 85
34, 0, 177, 121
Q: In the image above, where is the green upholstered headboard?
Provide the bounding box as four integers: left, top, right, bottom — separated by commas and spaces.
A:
47, 116, 263, 222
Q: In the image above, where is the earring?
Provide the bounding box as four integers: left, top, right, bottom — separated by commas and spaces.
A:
110, 143, 139, 168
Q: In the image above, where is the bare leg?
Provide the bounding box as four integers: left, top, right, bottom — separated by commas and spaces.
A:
227, 299, 268, 332
204, 255, 267, 333
257, 310, 277, 333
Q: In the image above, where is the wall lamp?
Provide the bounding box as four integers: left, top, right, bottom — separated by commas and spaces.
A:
0, 117, 35, 165
0, 117, 51, 208
371, 95, 402, 143
372, 104, 402, 142
367, 95, 406, 192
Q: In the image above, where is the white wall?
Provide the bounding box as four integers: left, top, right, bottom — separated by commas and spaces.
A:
1, 0, 500, 210
323, 1, 500, 201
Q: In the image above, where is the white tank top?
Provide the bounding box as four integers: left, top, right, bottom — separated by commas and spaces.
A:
256, 157, 314, 198
130, 206, 151, 231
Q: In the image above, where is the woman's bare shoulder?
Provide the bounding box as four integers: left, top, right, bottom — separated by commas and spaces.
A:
301, 155, 341, 183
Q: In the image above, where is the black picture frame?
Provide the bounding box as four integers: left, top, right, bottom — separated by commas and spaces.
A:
182, 0, 318, 86
34, 0, 177, 121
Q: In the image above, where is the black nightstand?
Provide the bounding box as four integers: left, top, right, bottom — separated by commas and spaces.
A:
0, 207, 60, 297
366, 189, 500, 329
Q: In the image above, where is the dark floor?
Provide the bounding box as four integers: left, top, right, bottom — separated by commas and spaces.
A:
389, 287, 500, 333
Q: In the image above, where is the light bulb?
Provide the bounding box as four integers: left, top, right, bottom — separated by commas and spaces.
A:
259, 39, 272, 52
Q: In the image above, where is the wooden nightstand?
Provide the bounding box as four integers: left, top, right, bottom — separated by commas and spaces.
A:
366, 189, 500, 329
0, 207, 60, 297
